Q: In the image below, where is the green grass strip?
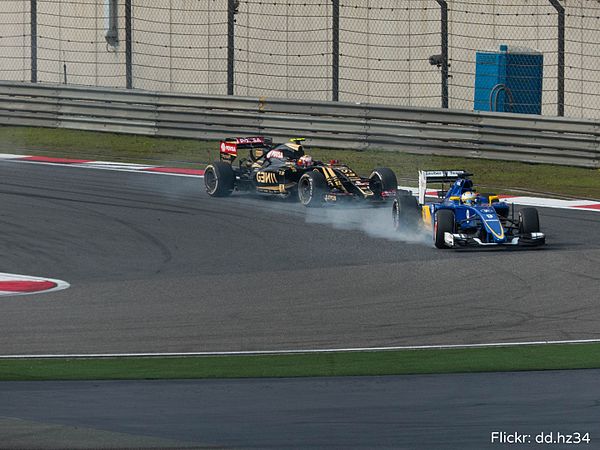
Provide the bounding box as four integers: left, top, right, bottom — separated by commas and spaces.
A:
1, 343, 599, 381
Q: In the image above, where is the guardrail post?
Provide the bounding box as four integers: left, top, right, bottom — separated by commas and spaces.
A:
30, 0, 37, 83
125, 0, 132, 89
435, 0, 449, 109
332, 0, 340, 101
549, 0, 564, 117
227, 0, 236, 95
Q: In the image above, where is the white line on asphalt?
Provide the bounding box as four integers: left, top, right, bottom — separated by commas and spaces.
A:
2, 338, 600, 359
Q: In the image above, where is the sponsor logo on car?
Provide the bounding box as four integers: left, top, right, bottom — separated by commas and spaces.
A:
220, 142, 238, 155
256, 171, 278, 184
266, 150, 284, 159
236, 137, 264, 144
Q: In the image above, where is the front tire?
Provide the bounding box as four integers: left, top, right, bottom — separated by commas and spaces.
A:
298, 170, 328, 207
434, 209, 455, 249
519, 208, 540, 233
369, 167, 398, 198
204, 162, 235, 197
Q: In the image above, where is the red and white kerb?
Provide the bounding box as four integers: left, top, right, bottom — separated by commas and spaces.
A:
0, 273, 70, 297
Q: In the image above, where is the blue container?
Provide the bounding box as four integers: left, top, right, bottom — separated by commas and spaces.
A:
474, 45, 543, 114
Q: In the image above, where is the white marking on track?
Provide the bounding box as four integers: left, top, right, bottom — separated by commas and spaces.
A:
0, 154, 32, 159
74, 162, 156, 170
1, 338, 599, 358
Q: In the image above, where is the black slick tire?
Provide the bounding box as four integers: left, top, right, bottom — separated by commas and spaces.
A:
204, 162, 235, 197
519, 208, 540, 233
298, 170, 327, 207
434, 209, 455, 249
369, 167, 398, 198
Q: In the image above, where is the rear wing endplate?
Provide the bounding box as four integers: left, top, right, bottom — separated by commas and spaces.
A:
219, 136, 272, 161
418, 170, 470, 204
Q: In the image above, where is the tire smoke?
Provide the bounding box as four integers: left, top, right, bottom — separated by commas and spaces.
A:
304, 204, 430, 245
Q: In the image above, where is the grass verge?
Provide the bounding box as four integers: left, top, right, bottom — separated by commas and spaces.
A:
1, 343, 599, 381
0, 126, 598, 199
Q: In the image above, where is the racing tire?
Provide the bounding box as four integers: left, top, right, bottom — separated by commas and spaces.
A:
392, 193, 420, 232
204, 162, 235, 197
434, 209, 455, 249
369, 167, 398, 198
519, 208, 540, 233
298, 170, 328, 207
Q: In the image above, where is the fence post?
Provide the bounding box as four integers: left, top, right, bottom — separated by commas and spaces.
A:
332, 0, 340, 101
30, 0, 37, 83
435, 0, 449, 108
549, 0, 564, 117
125, 0, 132, 89
227, 0, 236, 95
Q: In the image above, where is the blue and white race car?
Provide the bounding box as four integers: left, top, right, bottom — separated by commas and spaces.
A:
392, 170, 546, 249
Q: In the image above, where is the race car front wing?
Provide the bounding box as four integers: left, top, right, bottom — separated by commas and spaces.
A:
443, 232, 546, 248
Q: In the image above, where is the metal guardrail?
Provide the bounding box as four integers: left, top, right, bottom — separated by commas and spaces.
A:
0, 81, 598, 168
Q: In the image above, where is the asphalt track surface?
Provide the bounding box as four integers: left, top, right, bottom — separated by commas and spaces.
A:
0, 161, 599, 355
2, 370, 600, 449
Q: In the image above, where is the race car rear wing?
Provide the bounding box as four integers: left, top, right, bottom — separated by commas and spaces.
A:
417, 170, 471, 204
219, 136, 272, 161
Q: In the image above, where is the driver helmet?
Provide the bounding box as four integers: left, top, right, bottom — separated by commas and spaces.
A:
298, 155, 313, 166
461, 191, 477, 205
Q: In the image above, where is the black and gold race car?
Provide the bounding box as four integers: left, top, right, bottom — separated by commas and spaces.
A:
204, 136, 398, 207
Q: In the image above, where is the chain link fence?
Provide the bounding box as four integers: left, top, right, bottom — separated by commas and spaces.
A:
132, 2, 227, 93
565, 0, 600, 118
0, 2, 31, 81
1, 1, 599, 119
448, 0, 559, 115
234, 0, 331, 99
338, 2, 440, 107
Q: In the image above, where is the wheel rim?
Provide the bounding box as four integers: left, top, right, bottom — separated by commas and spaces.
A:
205, 168, 217, 194
299, 177, 311, 204
370, 174, 383, 197
518, 212, 525, 233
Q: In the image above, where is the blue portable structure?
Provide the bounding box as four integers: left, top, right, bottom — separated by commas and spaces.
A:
474, 44, 543, 114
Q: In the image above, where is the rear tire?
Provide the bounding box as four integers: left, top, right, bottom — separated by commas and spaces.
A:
519, 208, 540, 233
392, 193, 420, 232
434, 209, 455, 249
204, 162, 235, 197
369, 167, 398, 198
298, 170, 328, 207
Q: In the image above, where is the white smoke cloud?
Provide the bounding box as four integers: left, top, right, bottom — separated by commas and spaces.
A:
304, 203, 431, 245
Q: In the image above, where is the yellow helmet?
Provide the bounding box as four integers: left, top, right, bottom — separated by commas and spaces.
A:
461, 191, 477, 205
